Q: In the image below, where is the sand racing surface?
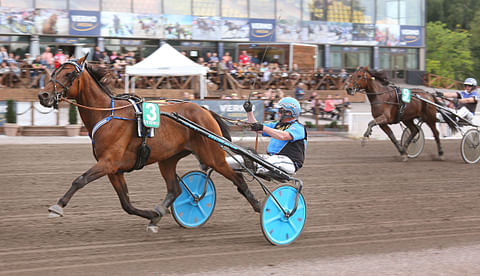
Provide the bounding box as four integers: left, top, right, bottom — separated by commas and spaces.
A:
1, 139, 480, 275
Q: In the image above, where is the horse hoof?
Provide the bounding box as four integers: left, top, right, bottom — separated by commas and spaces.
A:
146, 224, 159, 233
400, 155, 408, 162
48, 204, 64, 218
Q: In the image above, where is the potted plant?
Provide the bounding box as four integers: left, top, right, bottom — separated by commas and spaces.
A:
65, 103, 81, 136
3, 99, 19, 136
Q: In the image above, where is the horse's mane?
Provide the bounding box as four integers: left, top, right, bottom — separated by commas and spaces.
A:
85, 64, 115, 97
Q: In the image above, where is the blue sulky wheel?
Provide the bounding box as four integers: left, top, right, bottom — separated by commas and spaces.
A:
260, 184, 306, 246
171, 170, 216, 228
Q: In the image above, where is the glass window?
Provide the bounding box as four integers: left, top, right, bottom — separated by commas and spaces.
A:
1, 0, 33, 8
102, 0, 131, 12
250, 0, 274, 19
352, 0, 374, 24
222, 0, 247, 17
303, 0, 326, 21
193, 0, 219, 16
399, 0, 423, 25
70, 0, 100, 11
36, 0, 67, 9
164, 0, 191, 15
376, 0, 398, 24
406, 48, 418, 69
277, 0, 301, 21
378, 48, 390, 69
327, 0, 352, 23
133, 0, 161, 14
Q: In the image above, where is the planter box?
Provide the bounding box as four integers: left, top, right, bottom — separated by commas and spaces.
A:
65, 125, 82, 136
3, 123, 19, 136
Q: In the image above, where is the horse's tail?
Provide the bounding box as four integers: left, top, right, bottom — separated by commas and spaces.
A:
432, 95, 458, 134
209, 110, 232, 141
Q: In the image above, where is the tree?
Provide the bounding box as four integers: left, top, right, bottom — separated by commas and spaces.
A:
469, 11, 480, 79
426, 22, 473, 81
428, 0, 480, 30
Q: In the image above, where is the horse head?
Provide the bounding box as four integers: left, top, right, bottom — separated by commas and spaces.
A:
38, 53, 88, 109
345, 66, 371, 96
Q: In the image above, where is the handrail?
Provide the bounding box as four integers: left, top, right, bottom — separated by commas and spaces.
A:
424, 73, 463, 90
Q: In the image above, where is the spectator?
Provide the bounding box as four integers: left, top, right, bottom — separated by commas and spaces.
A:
41, 47, 54, 69
261, 66, 272, 84
6, 53, 16, 65
0, 47, 8, 62
23, 53, 34, 65
324, 94, 338, 119
109, 51, 118, 63
124, 51, 136, 65
239, 50, 250, 65
30, 55, 46, 88
101, 51, 110, 64
217, 57, 228, 91
6, 62, 20, 87
339, 68, 348, 81
295, 82, 305, 100
54, 49, 67, 68
209, 52, 219, 63
0, 61, 9, 87
92, 46, 102, 61
251, 54, 260, 65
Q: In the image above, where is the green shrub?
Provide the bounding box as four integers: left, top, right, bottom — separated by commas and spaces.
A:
6, 99, 16, 124
304, 121, 314, 128
68, 104, 78, 125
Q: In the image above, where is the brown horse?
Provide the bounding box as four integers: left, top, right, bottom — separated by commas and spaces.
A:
38, 55, 260, 232
345, 66, 451, 161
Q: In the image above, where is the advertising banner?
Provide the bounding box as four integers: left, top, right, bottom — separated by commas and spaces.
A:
34, 9, 69, 35
69, 10, 100, 36
399, 25, 423, 47
300, 21, 352, 44
192, 16, 221, 40
375, 24, 400, 46
276, 19, 301, 42
101, 12, 133, 37
352, 23, 376, 45
0, 8, 34, 34
249, 18, 275, 42
132, 13, 164, 38
163, 15, 192, 40
191, 99, 264, 123
220, 18, 249, 41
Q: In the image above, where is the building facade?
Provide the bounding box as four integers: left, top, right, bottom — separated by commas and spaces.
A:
0, 0, 425, 81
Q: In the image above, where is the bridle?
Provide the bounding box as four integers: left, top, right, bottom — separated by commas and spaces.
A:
49, 60, 85, 108
347, 69, 369, 95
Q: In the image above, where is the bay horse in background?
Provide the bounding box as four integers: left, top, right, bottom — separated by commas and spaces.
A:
38, 54, 261, 232
345, 66, 453, 161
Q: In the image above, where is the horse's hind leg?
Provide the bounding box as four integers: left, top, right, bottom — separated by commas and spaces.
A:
425, 119, 444, 160
402, 119, 419, 148
48, 162, 108, 217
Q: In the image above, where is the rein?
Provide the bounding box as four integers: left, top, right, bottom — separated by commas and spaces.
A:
60, 97, 140, 111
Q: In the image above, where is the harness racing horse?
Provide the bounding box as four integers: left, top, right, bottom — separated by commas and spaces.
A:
38, 55, 261, 232
345, 66, 451, 161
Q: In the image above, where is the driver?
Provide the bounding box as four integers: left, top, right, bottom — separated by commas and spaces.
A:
226, 97, 307, 175
436, 78, 479, 122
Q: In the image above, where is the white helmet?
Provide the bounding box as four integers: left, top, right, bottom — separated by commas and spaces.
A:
464, 78, 477, 87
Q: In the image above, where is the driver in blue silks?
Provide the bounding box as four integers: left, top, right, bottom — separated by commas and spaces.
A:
436, 77, 479, 122
227, 96, 307, 175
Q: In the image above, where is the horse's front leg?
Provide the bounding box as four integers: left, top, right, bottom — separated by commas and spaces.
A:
48, 162, 108, 217
108, 173, 160, 220
379, 124, 407, 161
362, 115, 388, 146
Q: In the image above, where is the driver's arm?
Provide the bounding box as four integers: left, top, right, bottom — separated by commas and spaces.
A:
261, 126, 293, 141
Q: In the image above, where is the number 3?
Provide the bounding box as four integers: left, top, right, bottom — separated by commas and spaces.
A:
145, 103, 157, 121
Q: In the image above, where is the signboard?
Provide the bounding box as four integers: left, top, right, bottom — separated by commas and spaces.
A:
34, 9, 69, 35
142, 103, 160, 128
249, 18, 275, 42
375, 24, 400, 46
192, 16, 221, 40
220, 18, 249, 41
0, 8, 35, 34
191, 100, 264, 123
400, 26, 423, 47
163, 14, 193, 40
69, 10, 100, 36
132, 13, 164, 38
101, 11, 133, 37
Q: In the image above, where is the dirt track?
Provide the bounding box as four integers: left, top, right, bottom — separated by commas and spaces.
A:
1, 139, 480, 275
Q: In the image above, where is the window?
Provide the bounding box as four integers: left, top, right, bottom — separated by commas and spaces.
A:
277, 0, 301, 21
102, 0, 131, 12
164, 0, 191, 15
352, 0, 374, 24
133, 0, 161, 14
70, 0, 100, 11
222, 0, 247, 17
406, 48, 418, 69
250, 0, 274, 19
1, 0, 33, 8
327, 0, 352, 23
330, 46, 371, 69
376, 0, 399, 24
193, 0, 219, 16
36, 0, 67, 9
399, 0, 424, 25
303, 0, 326, 21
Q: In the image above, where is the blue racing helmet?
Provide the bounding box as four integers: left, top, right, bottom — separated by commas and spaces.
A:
464, 78, 477, 87
277, 97, 301, 119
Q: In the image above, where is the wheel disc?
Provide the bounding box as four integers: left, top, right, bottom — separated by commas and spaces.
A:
260, 185, 306, 246
461, 129, 480, 164
401, 127, 425, 158
171, 171, 216, 228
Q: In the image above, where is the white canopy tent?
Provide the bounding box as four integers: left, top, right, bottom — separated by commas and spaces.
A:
125, 43, 209, 98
